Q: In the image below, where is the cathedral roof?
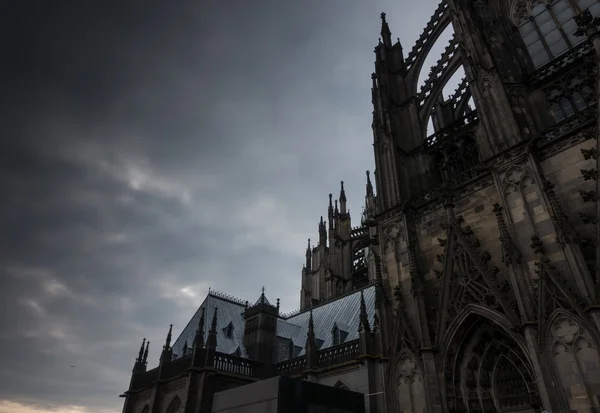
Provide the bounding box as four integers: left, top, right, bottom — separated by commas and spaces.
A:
170, 285, 376, 363
276, 285, 376, 359
171, 292, 248, 359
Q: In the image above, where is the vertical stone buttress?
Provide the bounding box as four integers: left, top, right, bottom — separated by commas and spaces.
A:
446, 0, 528, 158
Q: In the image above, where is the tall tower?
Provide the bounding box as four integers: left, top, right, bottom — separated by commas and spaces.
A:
372, 2, 600, 413
243, 288, 279, 373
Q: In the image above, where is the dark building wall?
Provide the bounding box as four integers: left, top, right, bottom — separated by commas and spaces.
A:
212, 377, 366, 413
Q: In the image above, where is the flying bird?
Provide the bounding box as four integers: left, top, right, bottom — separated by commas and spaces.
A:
70, 365, 76, 368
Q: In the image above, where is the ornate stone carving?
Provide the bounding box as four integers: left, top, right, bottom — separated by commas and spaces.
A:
529, 235, 584, 320
493, 203, 522, 264
435, 212, 519, 342
541, 178, 578, 246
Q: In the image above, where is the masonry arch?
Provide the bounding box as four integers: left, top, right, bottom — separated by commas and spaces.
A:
544, 310, 600, 412
419, 53, 464, 130
164, 396, 181, 413
442, 310, 542, 413
406, 2, 453, 97
392, 349, 427, 413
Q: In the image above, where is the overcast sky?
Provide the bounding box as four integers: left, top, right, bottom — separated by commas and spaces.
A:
1, 1, 453, 412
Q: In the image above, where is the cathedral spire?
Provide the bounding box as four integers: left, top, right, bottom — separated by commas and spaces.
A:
328, 194, 334, 230
137, 338, 145, 363
319, 216, 327, 245
380, 12, 392, 48
143, 340, 149, 364
359, 290, 371, 333
182, 340, 188, 356
305, 309, 317, 369
305, 238, 312, 270
163, 324, 173, 350
339, 181, 347, 214
308, 309, 315, 339
366, 170, 374, 197
210, 308, 218, 334
159, 324, 174, 367
193, 307, 206, 349
260, 286, 266, 304
205, 307, 218, 367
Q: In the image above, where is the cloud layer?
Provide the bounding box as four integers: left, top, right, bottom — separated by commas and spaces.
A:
1, 1, 447, 411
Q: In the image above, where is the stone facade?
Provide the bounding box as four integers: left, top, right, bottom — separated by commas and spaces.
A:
372, 0, 600, 412
120, 1, 600, 412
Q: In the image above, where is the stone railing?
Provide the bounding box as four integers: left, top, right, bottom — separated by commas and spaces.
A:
350, 226, 368, 240
273, 339, 361, 376
423, 110, 479, 148
317, 341, 361, 368
207, 289, 248, 306
213, 352, 263, 378
537, 104, 597, 148
273, 356, 307, 376
529, 41, 593, 87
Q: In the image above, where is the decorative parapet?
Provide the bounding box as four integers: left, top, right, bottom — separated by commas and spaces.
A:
536, 104, 597, 149
423, 110, 479, 148
528, 41, 594, 87
279, 309, 301, 319
350, 226, 368, 240
317, 341, 361, 368
207, 288, 248, 306
273, 356, 307, 376
131, 351, 263, 391
132, 340, 362, 391
273, 339, 362, 377
213, 352, 263, 378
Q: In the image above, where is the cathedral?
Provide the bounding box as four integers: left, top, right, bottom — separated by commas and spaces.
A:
120, 0, 600, 412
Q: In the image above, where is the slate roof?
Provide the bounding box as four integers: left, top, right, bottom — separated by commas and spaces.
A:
170, 285, 376, 363
278, 286, 376, 357
171, 292, 248, 359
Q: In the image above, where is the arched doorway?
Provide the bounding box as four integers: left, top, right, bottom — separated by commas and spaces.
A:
443, 314, 542, 413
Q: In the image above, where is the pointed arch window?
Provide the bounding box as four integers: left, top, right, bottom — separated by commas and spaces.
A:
165, 397, 181, 413
517, 0, 600, 68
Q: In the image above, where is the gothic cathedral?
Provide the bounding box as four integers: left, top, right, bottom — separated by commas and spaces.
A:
121, 1, 600, 412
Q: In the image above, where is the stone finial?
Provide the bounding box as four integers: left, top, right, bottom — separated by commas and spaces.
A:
143, 340, 149, 364
164, 324, 173, 350
359, 290, 371, 333
137, 338, 146, 362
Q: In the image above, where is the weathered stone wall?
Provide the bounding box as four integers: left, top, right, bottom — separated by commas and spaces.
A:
131, 390, 151, 413
541, 138, 597, 246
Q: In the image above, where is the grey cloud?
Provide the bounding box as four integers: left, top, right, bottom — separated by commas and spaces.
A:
1, 0, 444, 411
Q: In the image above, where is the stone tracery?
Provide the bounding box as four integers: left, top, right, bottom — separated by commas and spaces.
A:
394, 353, 427, 413
548, 315, 600, 411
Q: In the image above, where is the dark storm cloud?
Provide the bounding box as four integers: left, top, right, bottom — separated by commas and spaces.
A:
1, 1, 444, 411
